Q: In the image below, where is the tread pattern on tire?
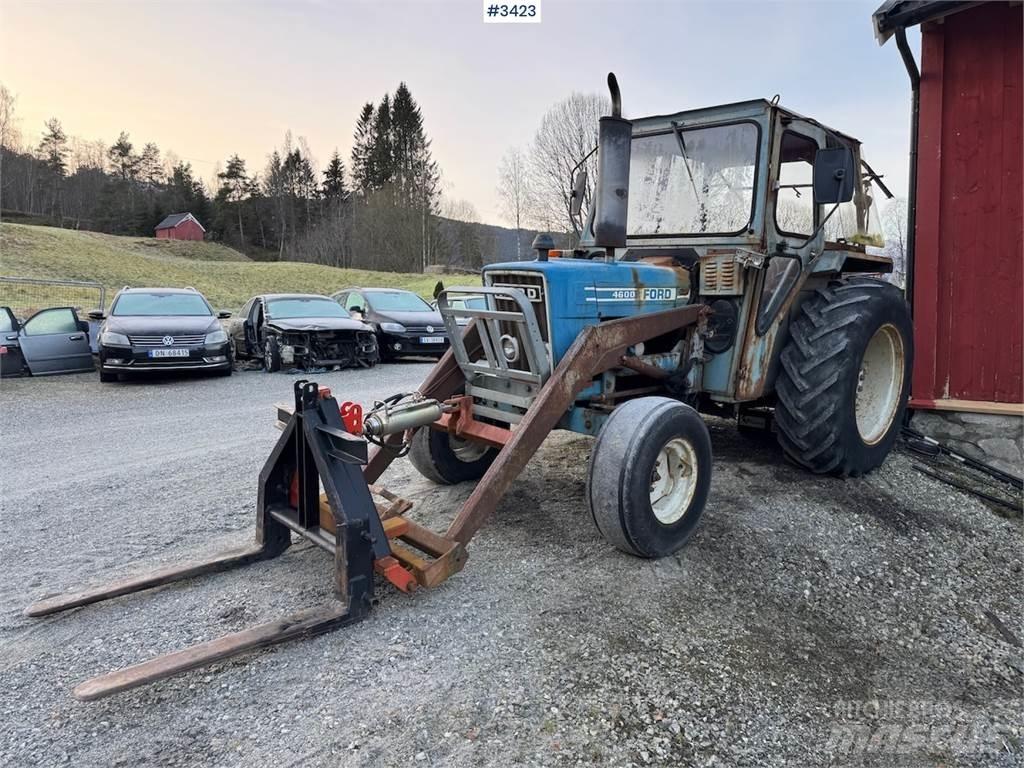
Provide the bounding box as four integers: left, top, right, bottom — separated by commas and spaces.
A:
774, 277, 911, 477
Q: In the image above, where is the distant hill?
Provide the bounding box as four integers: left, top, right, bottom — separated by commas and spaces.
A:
0, 223, 440, 312
432, 217, 574, 269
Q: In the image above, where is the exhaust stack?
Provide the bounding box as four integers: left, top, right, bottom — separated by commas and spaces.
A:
593, 73, 632, 251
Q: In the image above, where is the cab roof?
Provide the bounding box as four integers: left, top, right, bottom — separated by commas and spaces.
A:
632, 98, 862, 147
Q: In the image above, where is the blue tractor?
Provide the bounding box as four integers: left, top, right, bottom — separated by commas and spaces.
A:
402, 73, 913, 558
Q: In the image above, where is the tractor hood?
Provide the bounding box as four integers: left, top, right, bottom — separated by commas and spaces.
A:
266, 317, 369, 333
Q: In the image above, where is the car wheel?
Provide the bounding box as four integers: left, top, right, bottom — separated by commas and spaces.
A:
99, 369, 117, 383
264, 336, 282, 372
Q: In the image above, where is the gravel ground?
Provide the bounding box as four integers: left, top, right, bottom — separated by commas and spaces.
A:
0, 365, 1020, 767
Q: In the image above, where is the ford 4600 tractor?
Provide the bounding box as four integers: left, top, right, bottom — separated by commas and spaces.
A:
28, 74, 911, 700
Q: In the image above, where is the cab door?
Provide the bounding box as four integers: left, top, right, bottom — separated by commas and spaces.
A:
18, 307, 94, 374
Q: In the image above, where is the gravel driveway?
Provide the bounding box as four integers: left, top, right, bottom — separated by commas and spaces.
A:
0, 366, 1020, 767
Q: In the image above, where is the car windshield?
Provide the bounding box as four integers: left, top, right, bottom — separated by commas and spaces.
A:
462, 297, 486, 310
628, 122, 759, 236
366, 292, 432, 312
112, 293, 211, 316
267, 297, 348, 319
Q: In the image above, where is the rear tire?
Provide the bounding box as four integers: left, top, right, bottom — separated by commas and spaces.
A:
588, 397, 712, 558
408, 426, 498, 485
264, 336, 282, 372
774, 277, 913, 477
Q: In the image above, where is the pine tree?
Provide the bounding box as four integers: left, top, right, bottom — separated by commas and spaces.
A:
37, 118, 68, 221
370, 94, 393, 190
350, 102, 376, 195
217, 154, 252, 247
138, 143, 163, 186
322, 150, 348, 200
107, 132, 138, 181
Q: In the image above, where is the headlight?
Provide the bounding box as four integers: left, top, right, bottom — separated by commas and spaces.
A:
499, 334, 520, 363
100, 330, 130, 346
379, 322, 405, 334
205, 329, 228, 344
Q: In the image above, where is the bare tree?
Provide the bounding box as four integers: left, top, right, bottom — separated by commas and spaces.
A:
881, 197, 909, 287
0, 82, 19, 153
496, 146, 530, 258
526, 92, 609, 238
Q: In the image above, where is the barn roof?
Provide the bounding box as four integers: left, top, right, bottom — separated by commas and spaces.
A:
872, 1, 973, 44
154, 212, 206, 232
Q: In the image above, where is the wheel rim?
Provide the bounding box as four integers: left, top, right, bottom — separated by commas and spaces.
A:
855, 323, 905, 445
649, 437, 699, 525
450, 434, 488, 463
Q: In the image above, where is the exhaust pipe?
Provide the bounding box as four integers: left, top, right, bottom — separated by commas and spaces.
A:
608, 72, 622, 118
593, 72, 632, 251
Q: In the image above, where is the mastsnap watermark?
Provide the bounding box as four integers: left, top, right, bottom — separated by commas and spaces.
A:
823, 699, 1020, 764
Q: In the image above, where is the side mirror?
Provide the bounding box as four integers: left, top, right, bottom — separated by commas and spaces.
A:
569, 168, 587, 218
87, 310, 106, 321
593, 74, 632, 249
433, 280, 444, 300
813, 147, 856, 204
218, 310, 232, 319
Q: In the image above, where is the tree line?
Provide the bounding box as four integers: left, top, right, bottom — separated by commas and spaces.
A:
0, 81, 492, 272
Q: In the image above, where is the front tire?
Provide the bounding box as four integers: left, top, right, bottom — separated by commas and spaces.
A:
264, 336, 282, 372
774, 277, 913, 477
588, 397, 712, 558
408, 426, 498, 485
99, 369, 117, 383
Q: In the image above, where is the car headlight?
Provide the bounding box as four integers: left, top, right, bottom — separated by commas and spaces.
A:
205, 329, 228, 344
379, 322, 405, 334
100, 330, 130, 346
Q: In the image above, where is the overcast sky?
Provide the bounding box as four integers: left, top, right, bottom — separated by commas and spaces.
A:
1, 0, 918, 226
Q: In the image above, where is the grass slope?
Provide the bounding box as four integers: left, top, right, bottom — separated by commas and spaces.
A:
0, 223, 441, 311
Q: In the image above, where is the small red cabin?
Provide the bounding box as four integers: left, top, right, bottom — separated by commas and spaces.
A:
155, 213, 205, 242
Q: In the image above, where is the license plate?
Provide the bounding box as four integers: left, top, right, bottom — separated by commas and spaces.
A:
419, 336, 445, 344
148, 349, 190, 358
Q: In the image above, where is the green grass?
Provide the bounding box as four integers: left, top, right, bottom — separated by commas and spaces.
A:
0, 223, 441, 313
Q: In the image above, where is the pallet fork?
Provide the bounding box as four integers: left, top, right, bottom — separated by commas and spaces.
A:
26, 380, 441, 700
27, 304, 704, 700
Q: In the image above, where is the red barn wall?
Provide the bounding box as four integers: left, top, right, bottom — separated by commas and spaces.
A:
912, 3, 1023, 410
156, 220, 204, 242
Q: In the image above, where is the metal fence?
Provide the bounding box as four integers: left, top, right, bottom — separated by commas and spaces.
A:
0, 276, 107, 321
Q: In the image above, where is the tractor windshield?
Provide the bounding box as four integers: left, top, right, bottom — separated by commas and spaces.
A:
628, 122, 759, 237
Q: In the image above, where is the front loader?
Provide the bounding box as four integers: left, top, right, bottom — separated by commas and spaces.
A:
27, 74, 911, 699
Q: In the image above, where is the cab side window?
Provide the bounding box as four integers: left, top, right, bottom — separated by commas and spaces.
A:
345, 293, 364, 312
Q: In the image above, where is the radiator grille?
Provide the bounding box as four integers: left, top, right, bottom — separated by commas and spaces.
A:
486, 271, 549, 342
129, 333, 207, 347
481, 271, 550, 374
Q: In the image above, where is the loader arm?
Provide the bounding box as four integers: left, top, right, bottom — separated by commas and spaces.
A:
366, 304, 707, 544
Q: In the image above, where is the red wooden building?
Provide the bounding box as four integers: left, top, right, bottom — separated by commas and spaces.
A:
154, 212, 205, 242
874, 1, 1022, 416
